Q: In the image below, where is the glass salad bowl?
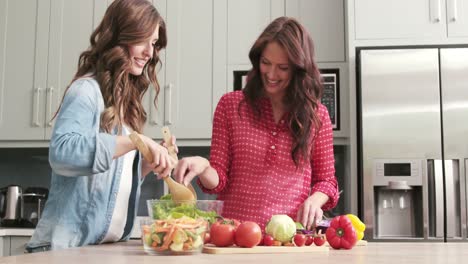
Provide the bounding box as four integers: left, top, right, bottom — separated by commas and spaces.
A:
141, 199, 223, 255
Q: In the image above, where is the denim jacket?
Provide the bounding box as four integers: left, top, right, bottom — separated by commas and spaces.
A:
26, 78, 143, 251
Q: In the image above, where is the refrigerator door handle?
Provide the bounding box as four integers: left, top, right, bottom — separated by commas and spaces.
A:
425, 160, 433, 239
444, 160, 461, 239
427, 160, 444, 238
462, 159, 468, 239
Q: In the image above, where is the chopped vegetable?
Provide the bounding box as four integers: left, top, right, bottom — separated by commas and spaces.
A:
142, 195, 221, 254
141, 217, 208, 253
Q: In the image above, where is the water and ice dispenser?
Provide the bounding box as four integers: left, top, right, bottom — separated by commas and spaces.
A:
373, 159, 424, 238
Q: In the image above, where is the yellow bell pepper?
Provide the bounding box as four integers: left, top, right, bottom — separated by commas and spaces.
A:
346, 214, 366, 241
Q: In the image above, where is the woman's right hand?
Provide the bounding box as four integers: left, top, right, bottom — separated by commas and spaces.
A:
139, 134, 177, 178
173, 156, 210, 186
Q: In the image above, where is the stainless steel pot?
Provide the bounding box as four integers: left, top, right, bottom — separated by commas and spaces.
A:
0, 185, 23, 220
22, 187, 48, 226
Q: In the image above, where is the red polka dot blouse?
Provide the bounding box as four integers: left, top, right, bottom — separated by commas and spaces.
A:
198, 91, 339, 229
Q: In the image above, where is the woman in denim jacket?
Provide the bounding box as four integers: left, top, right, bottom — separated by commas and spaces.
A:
26, 0, 175, 251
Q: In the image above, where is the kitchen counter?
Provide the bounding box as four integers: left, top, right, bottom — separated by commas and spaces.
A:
0, 228, 34, 237
1, 240, 468, 263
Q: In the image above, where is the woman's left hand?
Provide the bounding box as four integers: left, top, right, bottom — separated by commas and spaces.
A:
173, 156, 210, 185
296, 192, 329, 230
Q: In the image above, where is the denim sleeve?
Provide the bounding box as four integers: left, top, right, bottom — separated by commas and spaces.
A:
49, 79, 116, 177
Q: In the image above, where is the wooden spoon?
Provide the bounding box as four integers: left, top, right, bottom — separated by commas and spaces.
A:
161, 126, 198, 200
129, 131, 195, 201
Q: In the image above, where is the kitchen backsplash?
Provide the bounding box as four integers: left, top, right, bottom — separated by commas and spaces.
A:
0, 147, 214, 217
0, 148, 51, 189
0, 146, 347, 217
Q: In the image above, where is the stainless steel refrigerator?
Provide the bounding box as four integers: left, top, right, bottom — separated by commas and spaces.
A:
358, 47, 468, 241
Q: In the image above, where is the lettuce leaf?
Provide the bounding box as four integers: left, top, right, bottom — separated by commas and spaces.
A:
151, 195, 219, 224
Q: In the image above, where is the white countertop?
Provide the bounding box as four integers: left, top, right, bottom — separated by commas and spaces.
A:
0, 228, 35, 237
0, 216, 143, 238
3, 240, 468, 264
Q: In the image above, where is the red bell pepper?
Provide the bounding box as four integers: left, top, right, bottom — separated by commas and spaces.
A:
325, 215, 357, 249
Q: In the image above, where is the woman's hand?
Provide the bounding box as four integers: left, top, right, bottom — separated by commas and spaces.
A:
160, 135, 178, 156
296, 192, 329, 230
173, 156, 210, 186
141, 156, 155, 177
139, 134, 177, 178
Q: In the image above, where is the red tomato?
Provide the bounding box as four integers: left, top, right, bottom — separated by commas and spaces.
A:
222, 218, 241, 228
231, 219, 242, 228
305, 235, 314, 246
314, 236, 326, 246
204, 232, 211, 244
210, 221, 236, 247
234, 221, 262, 248
293, 234, 306, 247
263, 234, 274, 246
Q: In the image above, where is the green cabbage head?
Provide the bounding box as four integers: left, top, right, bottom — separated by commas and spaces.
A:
265, 214, 296, 243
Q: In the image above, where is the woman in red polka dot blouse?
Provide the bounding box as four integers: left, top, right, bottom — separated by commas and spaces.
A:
174, 16, 339, 230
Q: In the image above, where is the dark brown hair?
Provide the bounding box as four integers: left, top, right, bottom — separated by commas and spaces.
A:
56, 0, 167, 133
242, 16, 323, 166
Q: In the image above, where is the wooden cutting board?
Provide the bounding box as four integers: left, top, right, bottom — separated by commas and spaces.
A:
203, 240, 367, 254
203, 244, 329, 254
324, 240, 368, 247
355, 240, 368, 246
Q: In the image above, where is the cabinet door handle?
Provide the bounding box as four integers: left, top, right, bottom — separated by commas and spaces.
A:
47, 86, 54, 127
149, 85, 158, 125
448, 0, 458, 22
33, 87, 42, 127
164, 83, 173, 125
430, 0, 442, 23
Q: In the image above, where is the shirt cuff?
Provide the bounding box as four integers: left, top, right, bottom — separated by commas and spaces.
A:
196, 177, 221, 194
311, 182, 340, 211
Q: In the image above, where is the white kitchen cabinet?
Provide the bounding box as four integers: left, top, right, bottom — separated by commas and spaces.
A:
141, 0, 165, 139
226, 0, 285, 66
0, 236, 5, 256
446, 0, 468, 37
213, 0, 284, 100
354, 0, 468, 40
143, 0, 216, 140
286, 0, 345, 62
148, 0, 289, 140
0, 236, 30, 256
9, 236, 29, 256
0, 0, 107, 140
45, 0, 108, 139
0, 0, 50, 140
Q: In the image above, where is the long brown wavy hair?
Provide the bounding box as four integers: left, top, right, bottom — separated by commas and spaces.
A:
242, 17, 323, 166
56, 0, 167, 133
